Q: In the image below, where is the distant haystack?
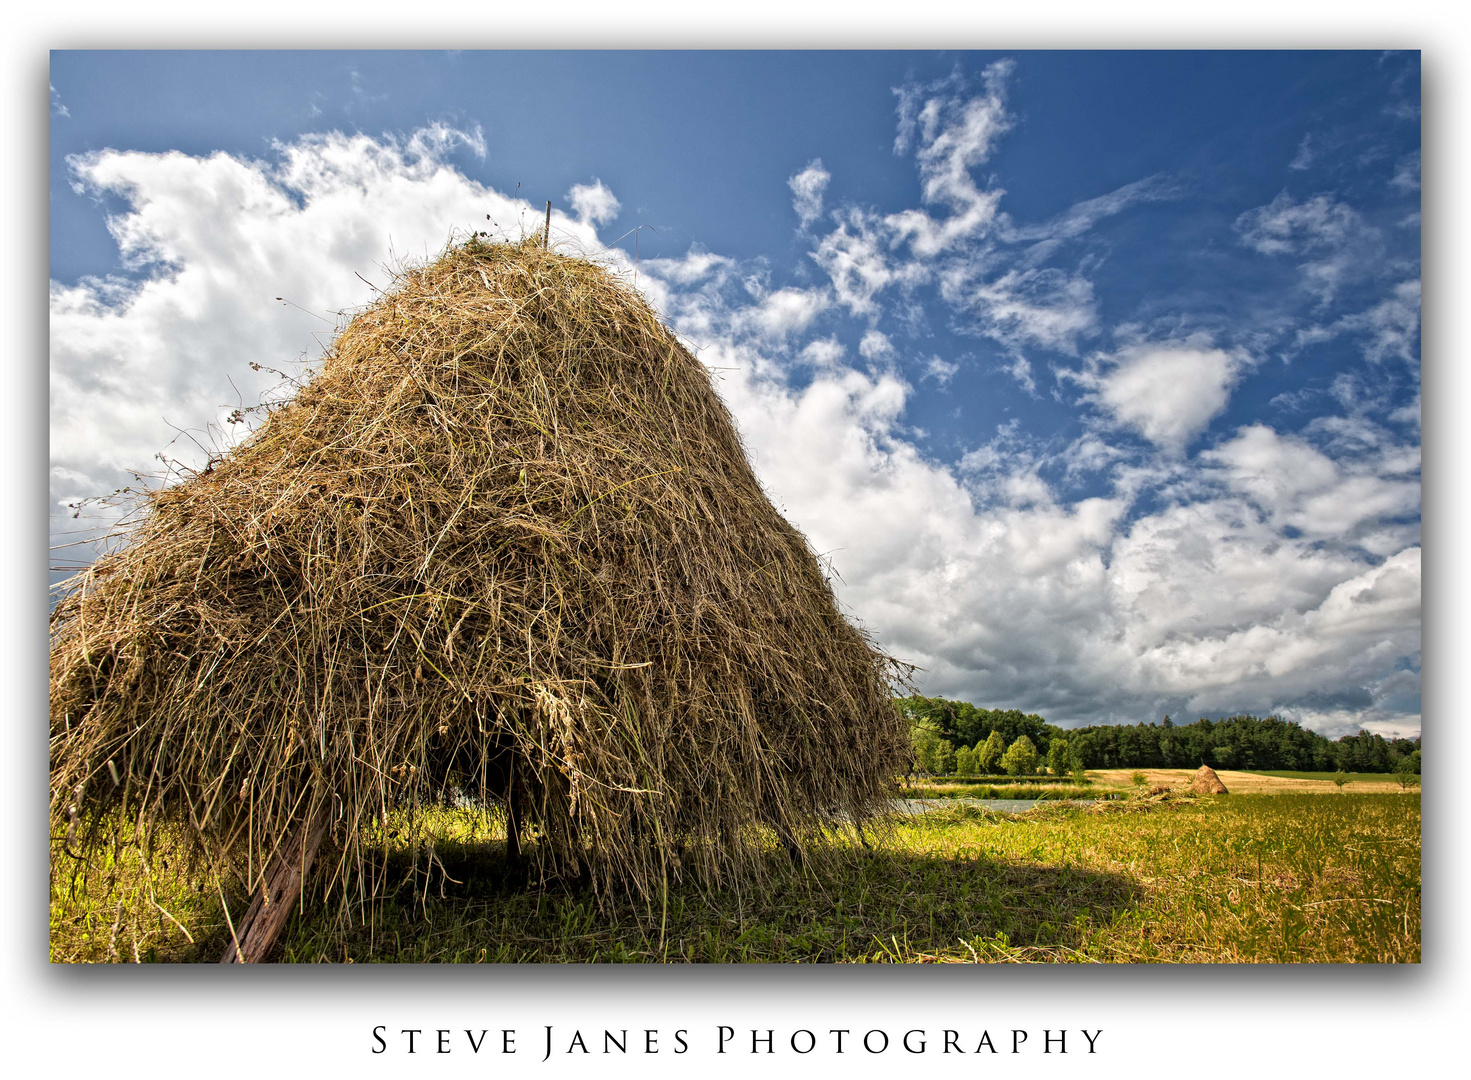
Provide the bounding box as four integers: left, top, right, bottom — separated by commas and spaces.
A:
50, 236, 911, 956
1188, 765, 1229, 795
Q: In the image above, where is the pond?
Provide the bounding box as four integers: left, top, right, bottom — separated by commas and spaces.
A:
893, 796, 1124, 815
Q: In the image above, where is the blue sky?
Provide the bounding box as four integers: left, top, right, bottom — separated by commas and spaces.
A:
48, 50, 1421, 737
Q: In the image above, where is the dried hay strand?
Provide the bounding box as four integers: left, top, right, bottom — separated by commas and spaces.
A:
49, 236, 910, 940
1187, 765, 1229, 795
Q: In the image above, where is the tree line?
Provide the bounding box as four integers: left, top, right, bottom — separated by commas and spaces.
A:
898, 695, 1422, 775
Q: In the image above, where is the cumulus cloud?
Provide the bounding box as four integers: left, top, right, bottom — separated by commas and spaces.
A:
566, 178, 621, 226
696, 309, 1417, 730
1064, 341, 1246, 454
732, 286, 829, 342
798, 337, 845, 370
787, 159, 830, 229
858, 329, 895, 363
50, 104, 1420, 738
1203, 423, 1420, 542
51, 125, 597, 546
640, 246, 734, 287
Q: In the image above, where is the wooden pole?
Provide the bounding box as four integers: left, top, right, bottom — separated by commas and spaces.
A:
220, 804, 331, 963
544, 201, 552, 249
504, 758, 525, 885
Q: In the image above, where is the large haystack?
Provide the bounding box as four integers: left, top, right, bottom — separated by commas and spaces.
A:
1187, 765, 1229, 795
50, 237, 910, 929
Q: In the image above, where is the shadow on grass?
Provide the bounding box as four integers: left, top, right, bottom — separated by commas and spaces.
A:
266, 835, 1143, 964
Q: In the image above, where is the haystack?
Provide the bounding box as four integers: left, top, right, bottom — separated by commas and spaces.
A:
50, 237, 910, 957
1187, 765, 1229, 795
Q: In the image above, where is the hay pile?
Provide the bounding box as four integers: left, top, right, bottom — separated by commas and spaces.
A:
1187, 765, 1229, 795
50, 237, 910, 919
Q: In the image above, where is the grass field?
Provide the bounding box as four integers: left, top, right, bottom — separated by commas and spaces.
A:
51, 791, 1419, 964
903, 768, 1415, 795
1087, 767, 1412, 794
1246, 770, 1418, 784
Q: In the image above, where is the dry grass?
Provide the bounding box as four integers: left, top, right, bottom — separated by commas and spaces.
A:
49, 236, 910, 941
1087, 768, 1409, 795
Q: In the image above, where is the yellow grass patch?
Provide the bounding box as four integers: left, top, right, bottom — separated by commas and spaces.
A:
1088, 768, 1408, 794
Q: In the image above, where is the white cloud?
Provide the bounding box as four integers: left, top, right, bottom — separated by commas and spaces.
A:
886, 61, 1013, 257
787, 159, 830, 229
805, 61, 1156, 385
1065, 341, 1245, 453
922, 356, 959, 385
1389, 150, 1420, 193
944, 265, 1098, 355
715, 327, 1417, 730
1298, 279, 1421, 365
799, 337, 845, 369
566, 178, 621, 227
731, 286, 829, 343
1204, 423, 1420, 539
1002, 173, 1177, 247
858, 328, 895, 362
640, 246, 734, 286
405, 121, 487, 161
810, 209, 901, 316
1236, 192, 1359, 256
49, 115, 1420, 738
51, 126, 598, 547
1235, 191, 1381, 304
1289, 134, 1316, 171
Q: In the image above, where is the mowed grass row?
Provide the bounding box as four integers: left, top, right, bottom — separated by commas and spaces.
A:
1246, 770, 1413, 783
50, 793, 1418, 964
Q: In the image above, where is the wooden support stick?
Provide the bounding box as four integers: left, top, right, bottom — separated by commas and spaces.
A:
504, 759, 525, 885
544, 201, 552, 249
220, 804, 331, 963
774, 822, 803, 866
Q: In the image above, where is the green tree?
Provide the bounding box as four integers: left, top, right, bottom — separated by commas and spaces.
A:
955, 744, 978, 777
1046, 737, 1070, 777
1394, 757, 1420, 790
1000, 735, 1039, 777
1332, 770, 1349, 791
977, 730, 1006, 774
934, 740, 957, 777
910, 724, 944, 775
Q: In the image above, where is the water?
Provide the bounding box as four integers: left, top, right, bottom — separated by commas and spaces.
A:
894, 796, 1121, 815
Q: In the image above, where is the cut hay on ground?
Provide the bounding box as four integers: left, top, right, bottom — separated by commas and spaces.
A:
50, 236, 911, 945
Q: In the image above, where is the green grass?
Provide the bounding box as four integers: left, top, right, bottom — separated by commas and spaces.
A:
52, 793, 1419, 964
49, 822, 231, 963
